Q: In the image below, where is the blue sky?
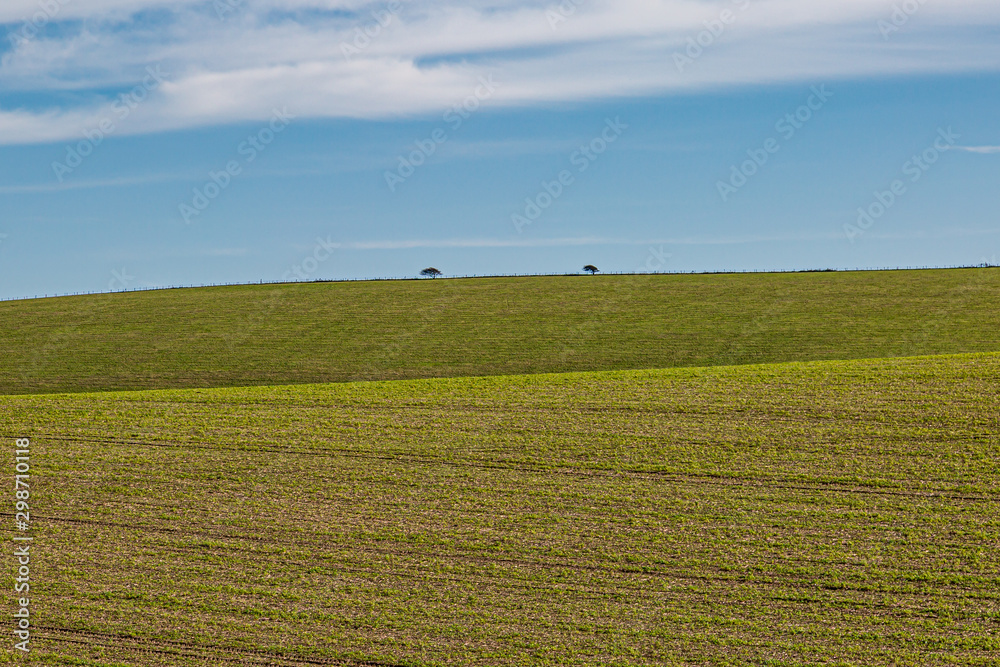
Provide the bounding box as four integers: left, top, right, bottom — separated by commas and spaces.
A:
1, 0, 999, 299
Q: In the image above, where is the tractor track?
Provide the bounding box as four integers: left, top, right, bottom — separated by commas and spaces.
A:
36, 626, 410, 666
11, 433, 997, 502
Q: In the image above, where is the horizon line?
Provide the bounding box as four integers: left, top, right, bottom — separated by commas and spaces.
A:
3, 263, 998, 304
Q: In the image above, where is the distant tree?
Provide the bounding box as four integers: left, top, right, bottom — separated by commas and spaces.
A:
420, 267, 443, 278
583, 265, 599, 275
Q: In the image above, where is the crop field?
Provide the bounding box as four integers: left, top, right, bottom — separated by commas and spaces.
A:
3, 267, 1000, 395
2, 352, 998, 665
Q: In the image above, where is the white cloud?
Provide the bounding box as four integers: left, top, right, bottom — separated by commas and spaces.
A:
201, 247, 250, 256
335, 236, 632, 250
0, 173, 189, 194
1, 0, 999, 144
331, 231, 844, 251
951, 146, 1000, 154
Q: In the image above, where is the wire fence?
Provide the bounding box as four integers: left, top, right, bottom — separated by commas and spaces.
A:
1, 263, 996, 303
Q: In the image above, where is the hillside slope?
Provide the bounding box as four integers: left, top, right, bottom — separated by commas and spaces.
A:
2, 267, 999, 394
2, 353, 998, 664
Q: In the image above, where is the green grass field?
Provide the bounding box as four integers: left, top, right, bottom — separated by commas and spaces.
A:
3, 268, 1000, 395
3, 352, 998, 665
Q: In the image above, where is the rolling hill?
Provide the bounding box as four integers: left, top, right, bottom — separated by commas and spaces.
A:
3, 267, 999, 395
2, 353, 997, 665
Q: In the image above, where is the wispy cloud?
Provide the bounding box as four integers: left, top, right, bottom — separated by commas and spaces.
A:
334, 237, 636, 250
0, 173, 191, 194
1, 1, 999, 145
951, 146, 1000, 154
202, 247, 250, 257
324, 232, 844, 251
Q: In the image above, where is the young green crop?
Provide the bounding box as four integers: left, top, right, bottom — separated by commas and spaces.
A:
1, 353, 997, 665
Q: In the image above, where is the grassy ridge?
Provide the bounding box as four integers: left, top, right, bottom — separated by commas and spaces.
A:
2, 267, 1000, 395
2, 353, 998, 665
